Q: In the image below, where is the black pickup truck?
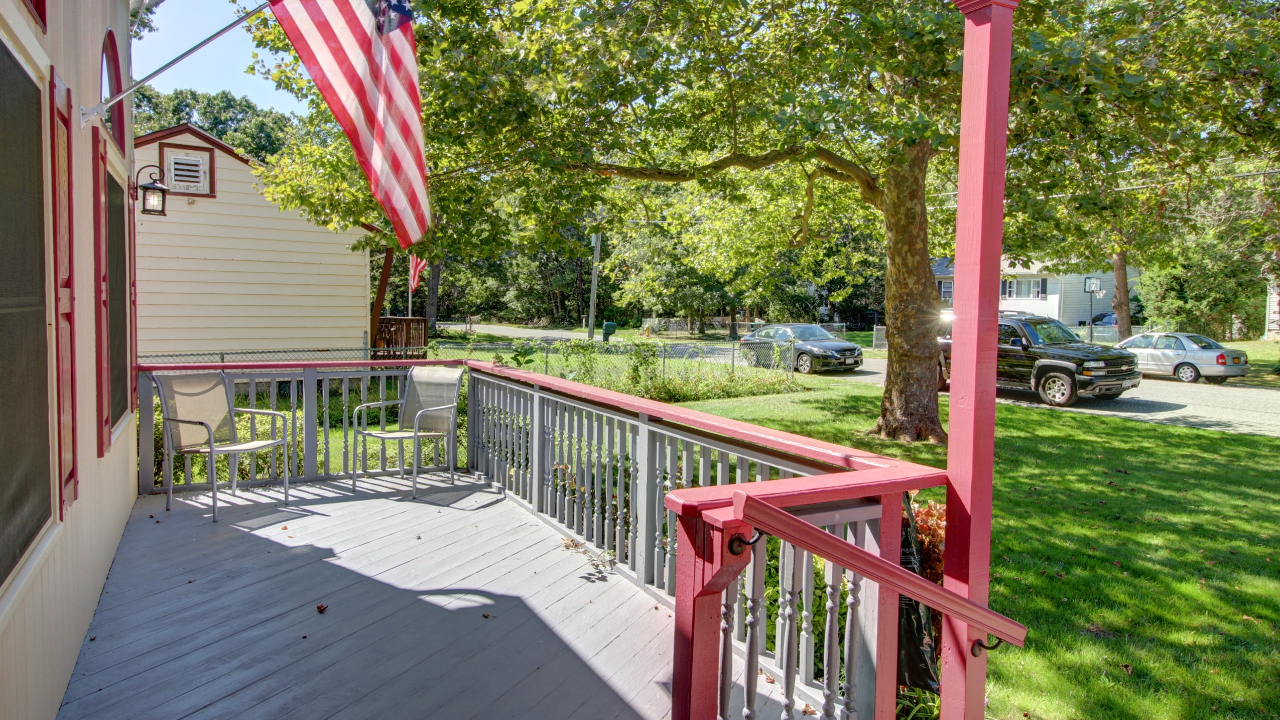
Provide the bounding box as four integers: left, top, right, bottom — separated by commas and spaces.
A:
938, 312, 1141, 407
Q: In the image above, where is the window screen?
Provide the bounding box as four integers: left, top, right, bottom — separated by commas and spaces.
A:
107, 176, 129, 428
0, 42, 52, 583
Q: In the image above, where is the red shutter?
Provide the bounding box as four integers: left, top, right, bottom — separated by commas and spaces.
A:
51, 70, 77, 516
128, 179, 138, 411
93, 127, 110, 457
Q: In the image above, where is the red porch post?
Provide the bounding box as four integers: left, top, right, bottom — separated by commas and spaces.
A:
942, 0, 1019, 718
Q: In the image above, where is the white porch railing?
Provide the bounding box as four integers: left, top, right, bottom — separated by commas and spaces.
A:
466, 364, 902, 718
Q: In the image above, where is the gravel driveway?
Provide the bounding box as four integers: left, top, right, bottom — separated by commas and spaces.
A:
834, 359, 1280, 438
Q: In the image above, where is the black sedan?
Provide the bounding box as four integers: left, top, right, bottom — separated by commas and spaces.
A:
740, 323, 863, 374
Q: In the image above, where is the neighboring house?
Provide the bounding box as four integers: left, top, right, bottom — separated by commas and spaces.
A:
933, 257, 1140, 326
134, 124, 370, 355
1267, 285, 1279, 340
0, 1, 143, 716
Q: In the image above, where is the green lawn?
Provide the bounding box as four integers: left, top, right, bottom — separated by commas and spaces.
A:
681, 383, 1280, 720
1223, 340, 1280, 390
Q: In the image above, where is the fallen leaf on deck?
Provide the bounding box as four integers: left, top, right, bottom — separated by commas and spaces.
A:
316, 604, 328, 614
482, 613, 490, 618
764, 675, 775, 684
803, 704, 817, 715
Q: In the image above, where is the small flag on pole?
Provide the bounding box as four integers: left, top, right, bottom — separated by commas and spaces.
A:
409, 255, 429, 293
269, 0, 430, 249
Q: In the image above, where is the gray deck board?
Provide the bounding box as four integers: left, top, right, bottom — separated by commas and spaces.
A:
59, 476, 782, 720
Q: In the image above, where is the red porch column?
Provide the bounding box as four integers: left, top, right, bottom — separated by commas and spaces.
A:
942, 0, 1019, 718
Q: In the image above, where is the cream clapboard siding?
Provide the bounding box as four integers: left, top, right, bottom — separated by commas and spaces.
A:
135, 133, 369, 354
0, 1, 140, 718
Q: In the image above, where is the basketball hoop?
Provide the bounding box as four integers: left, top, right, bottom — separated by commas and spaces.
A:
1097, 290, 1107, 298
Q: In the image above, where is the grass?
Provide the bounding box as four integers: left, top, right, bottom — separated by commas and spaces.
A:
681, 382, 1280, 720
1221, 340, 1280, 390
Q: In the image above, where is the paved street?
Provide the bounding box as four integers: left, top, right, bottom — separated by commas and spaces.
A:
439, 322, 586, 341
834, 359, 1280, 438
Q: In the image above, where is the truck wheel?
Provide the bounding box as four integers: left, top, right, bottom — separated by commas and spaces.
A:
1038, 372, 1078, 407
1174, 363, 1201, 383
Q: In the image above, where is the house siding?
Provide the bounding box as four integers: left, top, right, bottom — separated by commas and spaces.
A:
134, 134, 369, 354
934, 259, 1142, 327
0, 2, 140, 719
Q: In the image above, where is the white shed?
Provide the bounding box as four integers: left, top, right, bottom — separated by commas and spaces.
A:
134, 124, 370, 355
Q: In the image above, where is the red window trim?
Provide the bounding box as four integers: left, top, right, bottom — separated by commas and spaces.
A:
158, 142, 217, 197
100, 30, 125, 151
51, 69, 77, 517
93, 127, 110, 458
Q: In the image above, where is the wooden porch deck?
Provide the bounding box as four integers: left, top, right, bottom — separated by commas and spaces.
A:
58, 475, 787, 720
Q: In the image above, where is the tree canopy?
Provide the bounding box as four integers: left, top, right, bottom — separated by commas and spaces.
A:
245, 0, 1280, 440
132, 85, 296, 161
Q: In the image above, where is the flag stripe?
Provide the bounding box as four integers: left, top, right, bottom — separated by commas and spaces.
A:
270, 0, 430, 248
289, 1, 423, 231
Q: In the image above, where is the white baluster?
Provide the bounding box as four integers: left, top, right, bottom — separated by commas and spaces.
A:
742, 539, 766, 719
780, 543, 803, 720
801, 551, 815, 686
822, 529, 842, 720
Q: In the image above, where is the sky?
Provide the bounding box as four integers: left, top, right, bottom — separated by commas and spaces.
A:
130, 0, 307, 115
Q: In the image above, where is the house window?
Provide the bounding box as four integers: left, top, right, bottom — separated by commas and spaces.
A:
0, 39, 53, 583
1002, 278, 1049, 299
937, 280, 953, 302
94, 128, 131, 456
161, 144, 215, 196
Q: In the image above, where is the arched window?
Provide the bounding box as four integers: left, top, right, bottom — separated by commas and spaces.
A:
100, 29, 124, 149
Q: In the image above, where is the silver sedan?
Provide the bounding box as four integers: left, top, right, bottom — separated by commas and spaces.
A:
1115, 332, 1250, 384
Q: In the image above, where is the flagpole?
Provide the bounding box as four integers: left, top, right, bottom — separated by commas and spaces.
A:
82, 1, 271, 126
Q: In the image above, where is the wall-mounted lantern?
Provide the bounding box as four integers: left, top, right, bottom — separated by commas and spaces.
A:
134, 165, 169, 216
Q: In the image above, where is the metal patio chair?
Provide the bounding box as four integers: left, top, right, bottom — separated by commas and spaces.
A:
154, 372, 291, 522
350, 366, 464, 497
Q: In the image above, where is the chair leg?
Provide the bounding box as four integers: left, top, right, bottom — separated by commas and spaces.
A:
231, 453, 239, 495
351, 434, 359, 494
210, 453, 219, 523
449, 430, 456, 485
411, 436, 419, 499
165, 447, 173, 512
283, 442, 290, 505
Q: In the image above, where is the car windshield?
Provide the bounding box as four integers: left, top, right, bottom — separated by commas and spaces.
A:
1185, 334, 1225, 349
790, 325, 835, 341
1021, 319, 1078, 345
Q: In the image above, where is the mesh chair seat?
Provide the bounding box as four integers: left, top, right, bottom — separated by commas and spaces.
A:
176, 438, 286, 455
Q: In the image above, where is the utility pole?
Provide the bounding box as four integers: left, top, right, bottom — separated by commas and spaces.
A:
586, 233, 602, 340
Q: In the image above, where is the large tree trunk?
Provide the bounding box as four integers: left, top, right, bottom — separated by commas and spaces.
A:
873, 142, 947, 443
1111, 250, 1132, 340
427, 260, 442, 319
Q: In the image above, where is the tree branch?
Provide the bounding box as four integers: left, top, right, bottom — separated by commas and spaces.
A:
582, 146, 803, 182
814, 146, 882, 208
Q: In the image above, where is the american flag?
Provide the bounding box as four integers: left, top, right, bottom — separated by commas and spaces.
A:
269, 0, 430, 248
409, 254, 429, 292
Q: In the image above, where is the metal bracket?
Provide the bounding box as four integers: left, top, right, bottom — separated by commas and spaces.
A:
728, 529, 766, 556
971, 636, 1005, 657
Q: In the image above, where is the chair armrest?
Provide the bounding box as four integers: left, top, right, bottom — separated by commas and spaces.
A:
413, 404, 458, 433
233, 408, 288, 441
161, 418, 216, 452
352, 399, 404, 429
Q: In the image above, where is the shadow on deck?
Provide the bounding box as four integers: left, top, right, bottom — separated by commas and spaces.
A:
59, 475, 789, 719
